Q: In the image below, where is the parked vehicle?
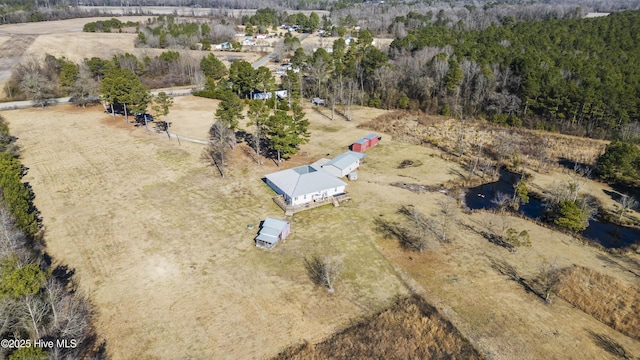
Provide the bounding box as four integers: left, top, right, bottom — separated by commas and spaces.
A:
135, 113, 154, 123
311, 98, 326, 106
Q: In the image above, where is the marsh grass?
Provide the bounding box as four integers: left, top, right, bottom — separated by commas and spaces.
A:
272, 294, 483, 360
557, 265, 640, 340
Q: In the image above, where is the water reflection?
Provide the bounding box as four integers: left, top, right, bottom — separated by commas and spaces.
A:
465, 170, 640, 249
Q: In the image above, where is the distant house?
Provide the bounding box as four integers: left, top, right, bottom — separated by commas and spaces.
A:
251, 89, 288, 100
265, 165, 347, 207
254, 33, 268, 39
321, 151, 366, 178
255, 217, 290, 249
241, 37, 256, 46
214, 42, 232, 50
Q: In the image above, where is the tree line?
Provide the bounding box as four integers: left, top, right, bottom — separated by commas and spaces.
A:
0, 115, 103, 359
199, 60, 309, 176
135, 15, 236, 51
386, 10, 640, 139
83, 17, 139, 32
4, 50, 204, 103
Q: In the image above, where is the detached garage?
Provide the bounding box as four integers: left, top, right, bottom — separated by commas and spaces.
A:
321, 151, 366, 178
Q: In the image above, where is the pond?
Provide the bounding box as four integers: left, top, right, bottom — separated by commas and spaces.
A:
465, 169, 640, 249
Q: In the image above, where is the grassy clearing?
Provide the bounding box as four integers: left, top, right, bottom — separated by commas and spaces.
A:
557, 265, 640, 340
272, 294, 483, 360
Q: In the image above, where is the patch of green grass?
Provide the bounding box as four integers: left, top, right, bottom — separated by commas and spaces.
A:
313, 124, 342, 133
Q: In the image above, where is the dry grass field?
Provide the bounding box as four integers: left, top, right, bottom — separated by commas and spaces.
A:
273, 294, 482, 359
2, 98, 441, 359
4, 96, 639, 359
0, 17, 262, 96
1, 18, 639, 359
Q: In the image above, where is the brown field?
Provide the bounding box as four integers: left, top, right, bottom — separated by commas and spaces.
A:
557, 265, 640, 340
0, 17, 263, 96
3, 97, 640, 359
2, 99, 428, 359
273, 294, 482, 359
1, 18, 640, 360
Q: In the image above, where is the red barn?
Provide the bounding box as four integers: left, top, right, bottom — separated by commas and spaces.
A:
352, 138, 368, 152
365, 133, 379, 148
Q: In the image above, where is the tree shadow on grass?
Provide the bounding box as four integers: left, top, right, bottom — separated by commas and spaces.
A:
587, 330, 634, 359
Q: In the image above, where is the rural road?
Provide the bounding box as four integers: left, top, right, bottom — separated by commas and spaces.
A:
0, 30, 308, 110
0, 88, 196, 111
252, 32, 310, 68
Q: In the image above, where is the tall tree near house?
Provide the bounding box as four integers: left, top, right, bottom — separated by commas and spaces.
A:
215, 90, 244, 134
150, 92, 173, 130
228, 60, 256, 98
291, 102, 310, 143
100, 67, 150, 123
200, 53, 227, 81
206, 120, 236, 178
254, 66, 276, 98
246, 99, 270, 164
308, 12, 320, 33
290, 47, 306, 69
265, 110, 296, 166
283, 69, 302, 106
152, 92, 173, 121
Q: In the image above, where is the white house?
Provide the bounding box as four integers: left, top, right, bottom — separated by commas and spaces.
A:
321, 151, 366, 178
251, 89, 288, 100
241, 37, 257, 46
265, 165, 347, 207
255, 217, 290, 249
214, 42, 232, 50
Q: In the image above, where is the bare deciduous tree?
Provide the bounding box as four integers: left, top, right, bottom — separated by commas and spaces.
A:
70, 65, 99, 108
21, 294, 49, 339
20, 71, 52, 107
492, 191, 511, 213
536, 260, 561, 304
304, 255, 342, 293
432, 197, 456, 242
204, 120, 236, 178
616, 195, 637, 222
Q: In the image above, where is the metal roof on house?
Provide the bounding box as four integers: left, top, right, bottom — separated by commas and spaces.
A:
354, 138, 368, 144
322, 151, 366, 170
365, 133, 378, 140
265, 165, 346, 198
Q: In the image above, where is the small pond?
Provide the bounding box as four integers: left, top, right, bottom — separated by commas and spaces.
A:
465, 169, 640, 249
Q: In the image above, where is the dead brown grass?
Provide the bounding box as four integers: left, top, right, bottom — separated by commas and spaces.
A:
272, 294, 482, 360
361, 111, 608, 170
557, 265, 640, 340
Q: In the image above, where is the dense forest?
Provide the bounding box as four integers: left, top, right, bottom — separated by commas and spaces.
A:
383, 10, 640, 139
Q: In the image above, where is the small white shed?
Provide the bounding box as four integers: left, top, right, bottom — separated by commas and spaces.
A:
256, 218, 290, 249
